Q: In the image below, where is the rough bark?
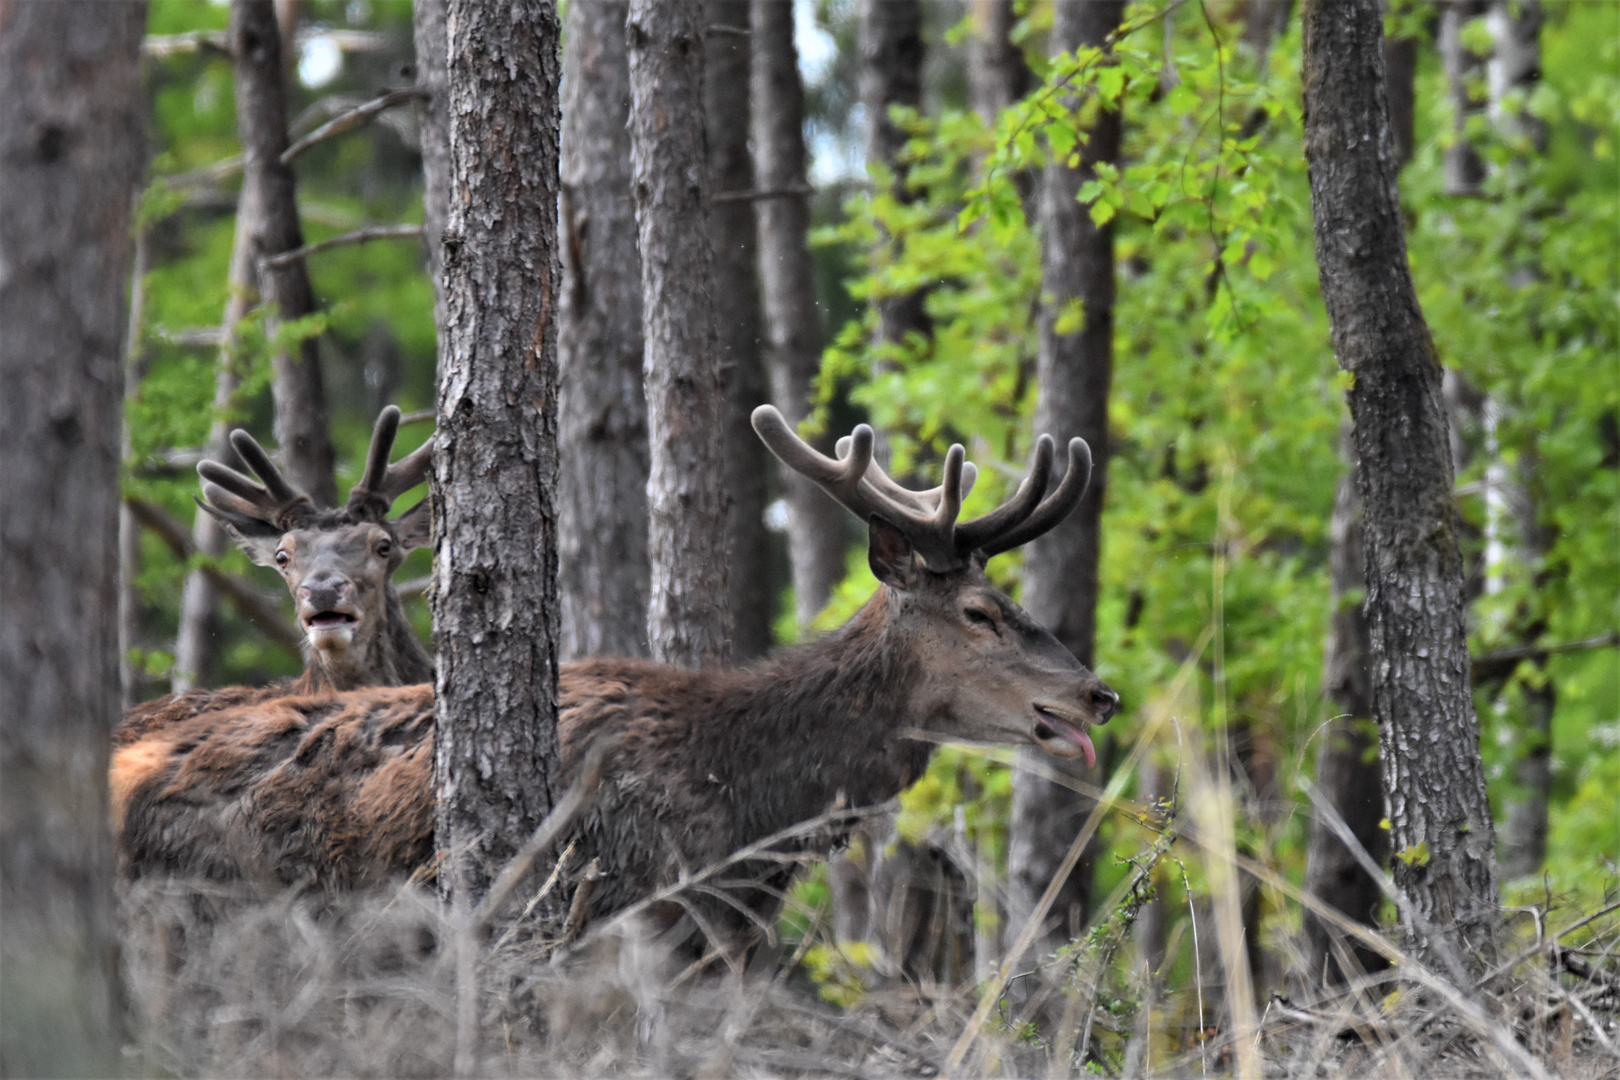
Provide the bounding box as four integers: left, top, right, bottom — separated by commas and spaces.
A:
1302, 422, 1391, 983
627, 0, 733, 668
0, 3, 146, 1072
557, 0, 650, 661
751, 0, 848, 629
412, 0, 451, 355
433, 0, 564, 902
859, 0, 929, 406
1007, 0, 1126, 955
1302, 0, 1499, 966
967, 0, 1030, 124
707, 0, 772, 662
1440, 0, 1489, 197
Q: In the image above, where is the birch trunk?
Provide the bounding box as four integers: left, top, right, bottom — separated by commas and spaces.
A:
558, 0, 650, 661
0, 3, 146, 1070
433, 0, 564, 903
707, 0, 772, 662
1007, 0, 1125, 954
628, 0, 733, 668
751, 0, 848, 629
1302, 0, 1499, 966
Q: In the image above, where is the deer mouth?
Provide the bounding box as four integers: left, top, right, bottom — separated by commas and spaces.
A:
303, 611, 359, 641
1032, 703, 1097, 768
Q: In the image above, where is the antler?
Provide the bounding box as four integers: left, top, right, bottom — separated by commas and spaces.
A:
196, 429, 318, 534
346, 405, 432, 520
752, 404, 1092, 570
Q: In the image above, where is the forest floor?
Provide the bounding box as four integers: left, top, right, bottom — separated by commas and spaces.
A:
121, 871, 1618, 1079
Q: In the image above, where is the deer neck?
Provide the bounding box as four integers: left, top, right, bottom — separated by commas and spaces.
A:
295, 587, 432, 693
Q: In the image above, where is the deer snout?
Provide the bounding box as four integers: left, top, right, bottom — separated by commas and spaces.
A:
1084, 681, 1119, 724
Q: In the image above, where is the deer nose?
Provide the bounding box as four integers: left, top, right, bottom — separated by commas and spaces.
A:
299, 575, 351, 609
1086, 683, 1119, 723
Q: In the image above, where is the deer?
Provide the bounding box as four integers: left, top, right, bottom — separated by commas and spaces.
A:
111, 406, 1119, 951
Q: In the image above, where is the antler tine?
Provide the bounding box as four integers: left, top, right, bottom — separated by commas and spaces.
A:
380, 440, 432, 501
228, 429, 303, 508
834, 434, 979, 514
197, 458, 271, 509
952, 435, 1055, 554
976, 437, 1093, 558
350, 406, 401, 504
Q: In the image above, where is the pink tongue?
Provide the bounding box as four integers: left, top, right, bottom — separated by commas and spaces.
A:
1056, 717, 1097, 768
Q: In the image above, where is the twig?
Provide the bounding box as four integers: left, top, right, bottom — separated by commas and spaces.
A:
281, 87, 427, 165
1472, 633, 1620, 684
707, 23, 750, 37
143, 31, 231, 57
124, 497, 302, 652
259, 224, 423, 270
711, 185, 815, 205
395, 575, 431, 599
398, 408, 435, 426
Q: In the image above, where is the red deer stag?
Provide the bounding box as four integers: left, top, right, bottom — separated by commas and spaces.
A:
112, 407, 1117, 941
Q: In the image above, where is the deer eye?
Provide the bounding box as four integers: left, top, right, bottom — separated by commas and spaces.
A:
274, 550, 290, 568
376, 538, 392, 558
964, 606, 997, 629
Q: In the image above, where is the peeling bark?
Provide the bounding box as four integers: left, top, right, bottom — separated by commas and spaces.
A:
1302, 0, 1499, 966
628, 0, 733, 668
433, 0, 564, 902
558, 0, 649, 661
0, 2, 146, 1070
751, 0, 848, 629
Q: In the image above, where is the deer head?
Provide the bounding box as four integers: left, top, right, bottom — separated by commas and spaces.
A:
196, 406, 433, 691
753, 406, 1118, 765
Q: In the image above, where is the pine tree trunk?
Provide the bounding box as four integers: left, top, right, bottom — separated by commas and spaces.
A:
707, 0, 772, 662
412, 0, 451, 354
967, 0, 1029, 123
432, 0, 564, 902
628, 0, 733, 668
751, 0, 848, 629
1302, 422, 1391, 983
859, 0, 928, 412
1440, 0, 1488, 197
1007, 0, 1125, 955
0, 3, 146, 1071
1302, 0, 1499, 967
557, 0, 650, 662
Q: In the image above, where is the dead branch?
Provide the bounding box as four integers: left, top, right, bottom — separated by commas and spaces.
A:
1472, 633, 1620, 685
281, 87, 427, 165
710, 185, 815, 205
124, 497, 302, 653
258, 224, 423, 270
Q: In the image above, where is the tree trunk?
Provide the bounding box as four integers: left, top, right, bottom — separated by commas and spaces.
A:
433, 0, 564, 903
1302, 0, 1499, 967
121, 231, 153, 709
967, 0, 1030, 124
707, 0, 772, 662
557, 0, 650, 661
628, 0, 733, 669
859, 0, 929, 418
1300, 21, 1419, 983
0, 3, 146, 1072
751, 0, 848, 630
412, 0, 451, 355
1007, 0, 1125, 955
1302, 422, 1391, 983
1487, 0, 1544, 148
1440, 0, 1488, 197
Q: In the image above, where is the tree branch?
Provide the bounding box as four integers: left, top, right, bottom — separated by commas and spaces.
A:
710, 185, 814, 205
1472, 633, 1620, 685
124, 497, 303, 653
258, 224, 422, 270
281, 87, 427, 166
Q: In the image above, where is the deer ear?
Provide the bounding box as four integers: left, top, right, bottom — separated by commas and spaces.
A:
392, 498, 432, 552
195, 496, 283, 567
868, 514, 917, 589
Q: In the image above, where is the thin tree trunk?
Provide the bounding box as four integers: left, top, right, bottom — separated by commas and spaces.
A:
433, 0, 564, 903
1300, 21, 1418, 982
751, 0, 847, 630
121, 231, 153, 709
412, 0, 451, 356
0, 3, 146, 1072
628, 0, 733, 669
1440, 0, 1488, 197
1487, 0, 1544, 149
1302, 0, 1499, 967
235, 0, 337, 506
1007, 0, 1126, 956
707, 0, 772, 662
859, 0, 928, 427
557, 0, 650, 661
967, 0, 1030, 124
1302, 422, 1391, 983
